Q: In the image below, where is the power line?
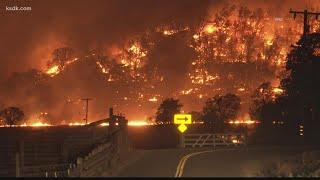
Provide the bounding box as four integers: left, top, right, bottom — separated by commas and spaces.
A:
289, 8, 320, 36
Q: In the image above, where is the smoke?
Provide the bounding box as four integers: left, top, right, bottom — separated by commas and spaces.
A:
0, 0, 212, 79
0, 0, 318, 78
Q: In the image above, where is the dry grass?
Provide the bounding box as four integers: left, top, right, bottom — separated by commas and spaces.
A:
258, 151, 320, 177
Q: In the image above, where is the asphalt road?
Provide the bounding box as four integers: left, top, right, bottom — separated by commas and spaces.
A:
116, 146, 309, 177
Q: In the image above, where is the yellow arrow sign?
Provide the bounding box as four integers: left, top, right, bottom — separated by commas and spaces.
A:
174, 114, 192, 124
174, 114, 192, 133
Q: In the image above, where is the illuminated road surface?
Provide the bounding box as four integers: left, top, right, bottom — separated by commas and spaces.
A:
116, 147, 307, 177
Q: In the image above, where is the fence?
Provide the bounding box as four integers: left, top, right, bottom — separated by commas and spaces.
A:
181, 133, 246, 148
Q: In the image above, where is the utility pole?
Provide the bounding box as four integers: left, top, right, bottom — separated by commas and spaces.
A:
289, 8, 320, 37
81, 98, 93, 124
289, 9, 320, 142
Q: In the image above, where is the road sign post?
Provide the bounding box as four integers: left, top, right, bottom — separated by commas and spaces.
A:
174, 114, 192, 133
174, 114, 192, 148
179, 133, 185, 148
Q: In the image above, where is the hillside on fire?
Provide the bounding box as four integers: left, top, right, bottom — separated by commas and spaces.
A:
0, 0, 319, 125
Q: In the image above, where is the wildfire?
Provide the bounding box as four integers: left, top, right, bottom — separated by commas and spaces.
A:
96, 61, 109, 74
272, 87, 284, 94
68, 122, 86, 126
181, 88, 193, 95
128, 44, 147, 57
45, 57, 80, 77
46, 65, 60, 76
264, 34, 274, 46
148, 97, 158, 102
229, 114, 259, 125
193, 34, 200, 40
237, 88, 246, 92
30, 122, 52, 127
228, 120, 258, 125
1, 120, 156, 127
314, 48, 320, 56
99, 122, 109, 126
163, 30, 176, 36
204, 24, 217, 34
128, 120, 150, 126
30, 4, 319, 121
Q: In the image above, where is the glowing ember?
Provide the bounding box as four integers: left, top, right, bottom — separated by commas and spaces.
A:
30, 122, 52, 127
314, 48, 320, 56
181, 88, 193, 95
264, 35, 274, 46
228, 120, 257, 125
96, 61, 109, 74
229, 114, 259, 125
193, 34, 200, 40
232, 139, 239, 144
148, 97, 158, 102
204, 24, 216, 34
46, 65, 60, 76
100, 122, 109, 126
68, 122, 86, 126
272, 87, 284, 94
163, 30, 176, 36
128, 120, 149, 126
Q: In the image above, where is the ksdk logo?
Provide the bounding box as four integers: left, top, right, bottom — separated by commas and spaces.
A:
6, 6, 19, 11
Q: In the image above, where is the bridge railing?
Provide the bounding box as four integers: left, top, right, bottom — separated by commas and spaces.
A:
67, 112, 129, 177
68, 142, 117, 177
11, 108, 129, 177
181, 133, 246, 148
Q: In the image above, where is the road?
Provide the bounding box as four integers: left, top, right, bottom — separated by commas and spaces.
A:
116, 146, 308, 177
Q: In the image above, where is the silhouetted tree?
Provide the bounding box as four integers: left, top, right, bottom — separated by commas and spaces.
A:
49, 47, 75, 69
0, 107, 25, 126
280, 33, 320, 140
249, 82, 281, 127
155, 98, 183, 123
202, 93, 241, 132
188, 111, 202, 122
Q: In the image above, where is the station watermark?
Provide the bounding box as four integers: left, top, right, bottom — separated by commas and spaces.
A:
6, 5, 31, 11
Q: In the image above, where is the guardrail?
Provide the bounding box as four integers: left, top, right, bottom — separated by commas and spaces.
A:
181, 133, 246, 148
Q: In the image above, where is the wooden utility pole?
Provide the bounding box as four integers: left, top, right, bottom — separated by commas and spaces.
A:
289, 9, 320, 141
81, 98, 93, 124
289, 8, 320, 36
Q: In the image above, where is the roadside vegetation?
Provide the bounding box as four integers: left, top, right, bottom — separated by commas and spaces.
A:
259, 151, 320, 177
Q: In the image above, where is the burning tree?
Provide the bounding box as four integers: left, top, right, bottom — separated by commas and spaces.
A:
46, 47, 78, 77
2, 3, 319, 124
0, 107, 25, 126
202, 93, 241, 132
249, 82, 282, 127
